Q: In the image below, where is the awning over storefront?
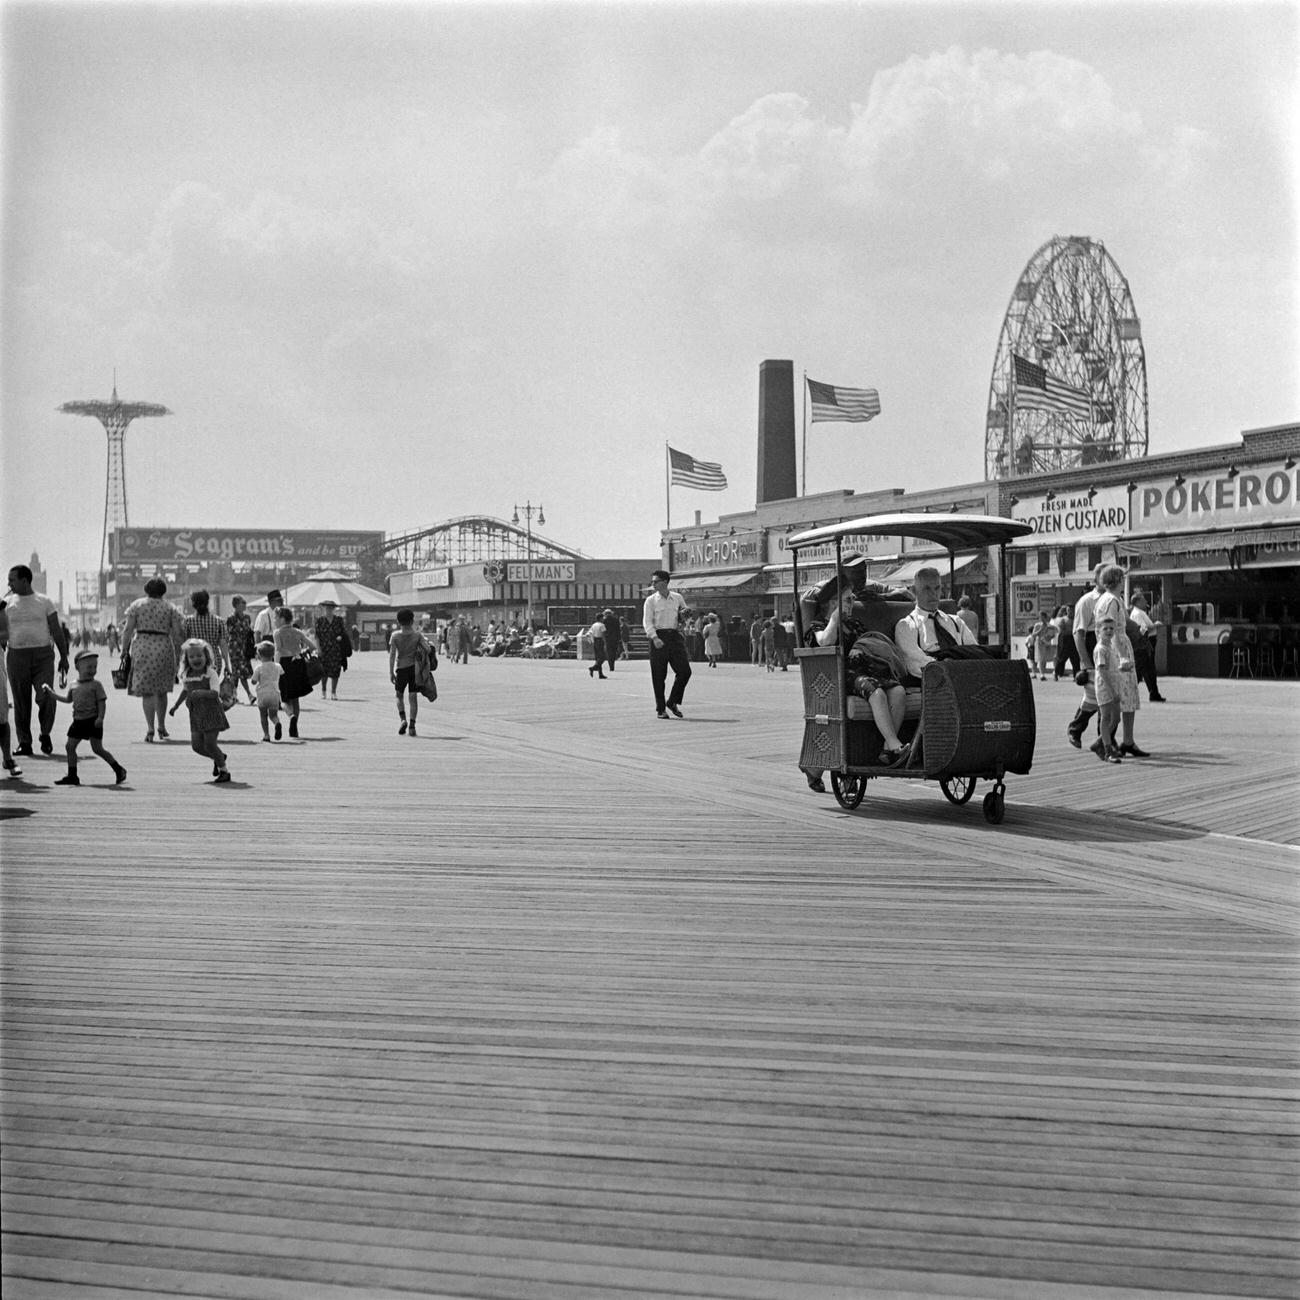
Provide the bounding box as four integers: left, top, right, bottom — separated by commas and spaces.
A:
1117, 524, 1300, 573
880, 554, 977, 584
1009, 534, 1119, 550
1117, 524, 1300, 558
669, 570, 762, 591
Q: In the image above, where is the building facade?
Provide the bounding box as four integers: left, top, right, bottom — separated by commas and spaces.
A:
659, 422, 1300, 677
387, 556, 659, 636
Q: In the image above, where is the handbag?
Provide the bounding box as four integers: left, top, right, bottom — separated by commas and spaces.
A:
111, 652, 131, 690
301, 650, 324, 685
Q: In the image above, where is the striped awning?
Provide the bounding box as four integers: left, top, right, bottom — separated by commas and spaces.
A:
668, 571, 762, 591
880, 554, 978, 585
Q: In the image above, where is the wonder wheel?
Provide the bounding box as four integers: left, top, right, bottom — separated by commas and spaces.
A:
985, 235, 1148, 479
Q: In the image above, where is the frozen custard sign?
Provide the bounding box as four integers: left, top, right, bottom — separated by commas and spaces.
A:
113, 529, 384, 564
1011, 487, 1128, 539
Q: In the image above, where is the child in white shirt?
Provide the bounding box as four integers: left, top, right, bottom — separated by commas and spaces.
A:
250, 641, 283, 742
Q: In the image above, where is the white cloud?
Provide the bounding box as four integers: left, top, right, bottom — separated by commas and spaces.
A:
527, 46, 1204, 240
697, 93, 843, 202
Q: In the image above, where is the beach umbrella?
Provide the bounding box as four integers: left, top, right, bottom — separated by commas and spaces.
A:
282, 576, 391, 608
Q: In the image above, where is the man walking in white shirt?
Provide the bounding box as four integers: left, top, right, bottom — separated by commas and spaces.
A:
1067, 564, 1107, 747
642, 569, 691, 719
253, 589, 284, 644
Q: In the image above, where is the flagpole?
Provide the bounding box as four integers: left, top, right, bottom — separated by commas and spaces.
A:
801, 370, 807, 497
1008, 355, 1017, 475
665, 442, 670, 533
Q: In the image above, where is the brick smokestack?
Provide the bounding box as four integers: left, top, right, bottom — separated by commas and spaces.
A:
756, 359, 797, 503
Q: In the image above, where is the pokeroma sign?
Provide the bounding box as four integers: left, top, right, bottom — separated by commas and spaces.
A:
1135, 466, 1300, 531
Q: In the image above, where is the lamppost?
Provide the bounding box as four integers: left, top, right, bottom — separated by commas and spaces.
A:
511, 500, 545, 631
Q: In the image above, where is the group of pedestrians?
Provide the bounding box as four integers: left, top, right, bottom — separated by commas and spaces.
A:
0, 564, 124, 785
747, 613, 795, 669
583, 609, 623, 680
1, 570, 366, 788
1065, 563, 1164, 764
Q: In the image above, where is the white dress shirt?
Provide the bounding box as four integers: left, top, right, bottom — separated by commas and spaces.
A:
894, 605, 976, 677
643, 590, 688, 639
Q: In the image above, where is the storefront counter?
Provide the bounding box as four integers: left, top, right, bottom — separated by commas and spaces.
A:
1166, 622, 1299, 677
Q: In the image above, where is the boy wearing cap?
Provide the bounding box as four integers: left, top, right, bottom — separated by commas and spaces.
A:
41, 649, 126, 785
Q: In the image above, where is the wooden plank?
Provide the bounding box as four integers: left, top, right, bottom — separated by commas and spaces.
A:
3, 657, 1299, 1297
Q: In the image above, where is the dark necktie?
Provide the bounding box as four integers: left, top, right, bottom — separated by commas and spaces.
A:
931, 610, 959, 652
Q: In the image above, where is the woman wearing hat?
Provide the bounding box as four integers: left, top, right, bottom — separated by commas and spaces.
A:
313, 600, 351, 700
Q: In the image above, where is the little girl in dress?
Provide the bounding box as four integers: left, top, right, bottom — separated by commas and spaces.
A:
169, 638, 232, 783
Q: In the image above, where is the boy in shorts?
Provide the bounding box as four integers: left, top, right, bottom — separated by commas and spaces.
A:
42, 648, 126, 785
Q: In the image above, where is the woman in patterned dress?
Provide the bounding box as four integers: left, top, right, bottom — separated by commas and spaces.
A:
312, 601, 350, 700
225, 596, 256, 704
120, 578, 184, 742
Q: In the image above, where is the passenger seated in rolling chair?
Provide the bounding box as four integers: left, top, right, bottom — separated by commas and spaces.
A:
845, 629, 912, 766
893, 566, 980, 679
803, 589, 913, 793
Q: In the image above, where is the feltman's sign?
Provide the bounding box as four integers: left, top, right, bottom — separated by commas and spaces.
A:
507, 561, 575, 582
1134, 467, 1299, 532
113, 528, 384, 564
1011, 486, 1127, 540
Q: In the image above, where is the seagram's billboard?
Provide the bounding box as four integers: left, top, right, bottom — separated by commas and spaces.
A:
112, 528, 384, 565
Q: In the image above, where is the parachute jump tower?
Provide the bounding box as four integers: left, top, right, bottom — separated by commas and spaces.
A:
59, 379, 171, 576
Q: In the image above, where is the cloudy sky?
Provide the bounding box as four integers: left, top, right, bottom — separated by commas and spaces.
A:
2, 0, 1295, 603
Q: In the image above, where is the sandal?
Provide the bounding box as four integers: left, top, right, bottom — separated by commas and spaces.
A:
879, 742, 911, 766
144, 731, 155, 743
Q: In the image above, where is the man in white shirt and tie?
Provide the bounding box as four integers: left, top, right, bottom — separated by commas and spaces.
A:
642, 569, 692, 718
253, 589, 284, 645
893, 567, 978, 681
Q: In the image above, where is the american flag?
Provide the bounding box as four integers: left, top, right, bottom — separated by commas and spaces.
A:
807, 378, 882, 423
1012, 354, 1093, 419
668, 446, 727, 491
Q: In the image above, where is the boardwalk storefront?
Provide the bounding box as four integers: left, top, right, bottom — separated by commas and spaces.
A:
662, 424, 1299, 678
1118, 448, 1300, 677
1005, 424, 1300, 675
388, 556, 658, 636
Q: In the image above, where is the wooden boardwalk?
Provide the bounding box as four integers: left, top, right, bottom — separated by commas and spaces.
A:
3, 653, 1298, 1299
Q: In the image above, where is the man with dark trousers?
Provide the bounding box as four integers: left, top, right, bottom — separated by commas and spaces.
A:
3, 563, 69, 756
601, 608, 622, 673
1128, 591, 1166, 702
1067, 564, 1107, 748
642, 570, 691, 719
